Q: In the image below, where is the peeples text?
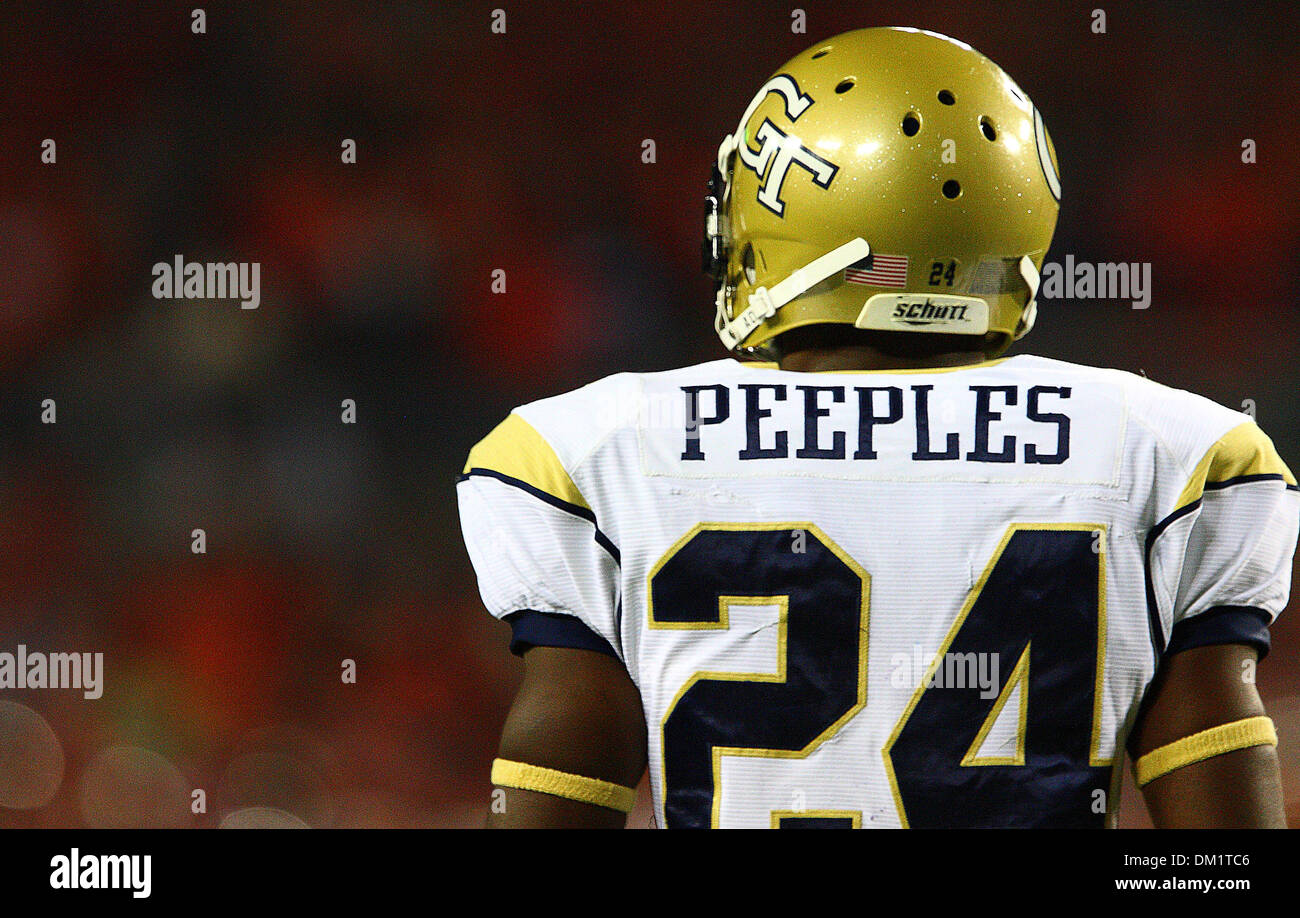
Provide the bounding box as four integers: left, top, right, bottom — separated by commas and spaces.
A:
679, 383, 1072, 464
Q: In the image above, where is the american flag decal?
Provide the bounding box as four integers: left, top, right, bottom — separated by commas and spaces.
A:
845, 253, 909, 288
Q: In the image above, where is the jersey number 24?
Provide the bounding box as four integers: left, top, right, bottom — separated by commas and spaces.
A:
648, 522, 1112, 828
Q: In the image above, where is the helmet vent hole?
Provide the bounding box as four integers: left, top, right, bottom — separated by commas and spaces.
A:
901, 113, 921, 136
980, 117, 997, 141
811, 47, 832, 59
942, 180, 962, 199
938, 89, 956, 105
742, 243, 757, 285
835, 79, 855, 94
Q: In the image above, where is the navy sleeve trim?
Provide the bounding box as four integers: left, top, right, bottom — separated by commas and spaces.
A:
1164, 605, 1272, 661
456, 469, 621, 564
1203, 473, 1294, 492
1143, 475, 1297, 661
504, 610, 619, 659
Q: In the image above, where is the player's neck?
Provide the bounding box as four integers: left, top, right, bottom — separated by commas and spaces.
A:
778, 345, 989, 373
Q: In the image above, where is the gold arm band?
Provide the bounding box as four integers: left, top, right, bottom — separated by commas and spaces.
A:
1135, 716, 1277, 787
491, 758, 638, 813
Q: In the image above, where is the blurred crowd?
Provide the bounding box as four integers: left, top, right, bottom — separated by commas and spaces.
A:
0, 1, 1297, 827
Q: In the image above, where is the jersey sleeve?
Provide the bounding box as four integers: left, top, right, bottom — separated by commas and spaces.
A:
1148, 420, 1300, 657
456, 412, 623, 659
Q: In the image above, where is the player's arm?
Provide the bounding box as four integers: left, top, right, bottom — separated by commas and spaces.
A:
1127, 642, 1285, 828
488, 645, 647, 828
457, 411, 639, 826
1130, 420, 1297, 827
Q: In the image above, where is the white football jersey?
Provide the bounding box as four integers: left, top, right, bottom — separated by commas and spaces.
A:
457, 355, 1298, 828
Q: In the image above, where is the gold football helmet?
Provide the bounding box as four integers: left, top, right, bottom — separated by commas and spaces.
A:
704, 27, 1061, 357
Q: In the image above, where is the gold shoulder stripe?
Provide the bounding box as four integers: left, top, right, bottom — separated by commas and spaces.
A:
1135, 716, 1277, 787
491, 758, 638, 813
463, 413, 589, 510
1174, 421, 1297, 511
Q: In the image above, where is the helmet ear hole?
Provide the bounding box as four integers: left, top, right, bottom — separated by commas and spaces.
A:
742, 243, 758, 285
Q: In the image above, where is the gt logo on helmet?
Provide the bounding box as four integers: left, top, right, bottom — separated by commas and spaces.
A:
730, 75, 839, 216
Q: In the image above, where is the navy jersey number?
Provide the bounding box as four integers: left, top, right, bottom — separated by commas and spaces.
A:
883, 526, 1110, 827
648, 524, 868, 829
649, 523, 1109, 828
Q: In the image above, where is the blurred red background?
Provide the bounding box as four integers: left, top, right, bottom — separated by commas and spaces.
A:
0, 1, 1297, 827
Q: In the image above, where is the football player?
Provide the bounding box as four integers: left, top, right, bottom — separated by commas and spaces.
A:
457, 27, 1297, 827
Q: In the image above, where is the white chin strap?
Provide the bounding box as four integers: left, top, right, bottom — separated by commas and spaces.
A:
1015, 255, 1041, 340
716, 237, 871, 351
